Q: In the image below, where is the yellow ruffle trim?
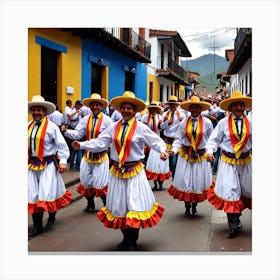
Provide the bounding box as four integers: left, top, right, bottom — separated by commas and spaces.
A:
110, 162, 144, 178
28, 162, 47, 171
83, 153, 108, 164
178, 147, 206, 163
221, 153, 252, 165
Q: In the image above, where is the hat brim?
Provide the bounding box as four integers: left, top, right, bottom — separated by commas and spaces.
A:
180, 101, 210, 111
110, 96, 146, 113
28, 101, 56, 115
220, 97, 252, 111
148, 105, 162, 110
166, 101, 180, 105
83, 98, 108, 108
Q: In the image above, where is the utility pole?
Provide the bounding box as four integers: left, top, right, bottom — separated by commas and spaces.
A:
210, 35, 219, 74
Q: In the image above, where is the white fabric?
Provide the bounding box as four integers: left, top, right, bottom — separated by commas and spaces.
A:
160, 109, 186, 138
110, 110, 122, 122
64, 112, 113, 189
171, 115, 213, 192
63, 106, 72, 125
206, 114, 252, 201
64, 113, 113, 141
172, 116, 213, 154
213, 159, 252, 200
79, 119, 167, 162
146, 148, 170, 174
206, 115, 252, 155
48, 110, 63, 126
106, 169, 156, 216
80, 105, 91, 117
172, 155, 212, 193
28, 163, 67, 203
79, 158, 109, 188
28, 120, 69, 165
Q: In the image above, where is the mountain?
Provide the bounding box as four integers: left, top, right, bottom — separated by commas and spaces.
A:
180, 54, 228, 76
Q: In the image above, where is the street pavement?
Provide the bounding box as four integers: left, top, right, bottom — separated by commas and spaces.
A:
28, 168, 252, 254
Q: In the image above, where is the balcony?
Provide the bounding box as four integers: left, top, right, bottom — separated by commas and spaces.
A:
61, 28, 151, 63
156, 56, 188, 84
227, 28, 252, 74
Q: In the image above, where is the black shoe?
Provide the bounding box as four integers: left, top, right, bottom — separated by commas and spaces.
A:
158, 181, 163, 190
46, 216, 56, 227
31, 225, 43, 237
153, 181, 158, 190
47, 212, 56, 227
184, 208, 191, 217
83, 205, 95, 212
228, 228, 238, 238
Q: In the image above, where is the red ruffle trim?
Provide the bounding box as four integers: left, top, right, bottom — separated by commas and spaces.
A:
76, 183, 108, 197
28, 190, 72, 213
96, 203, 165, 229
167, 185, 207, 202
145, 170, 172, 181
206, 181, 245, 213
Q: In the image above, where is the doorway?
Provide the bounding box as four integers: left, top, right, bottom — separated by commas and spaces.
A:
41, 46, 58, 105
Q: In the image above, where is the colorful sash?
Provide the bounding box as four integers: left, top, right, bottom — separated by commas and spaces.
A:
166, 110, 181, 124
228, 114, 250, 159
185, 116, 203, 153
114, 118, 137, 166
28, 117, 48, 161
85, 113, 103, 159
146, 114, 160, 132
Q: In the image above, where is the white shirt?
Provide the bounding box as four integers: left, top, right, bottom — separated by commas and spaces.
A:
28, 119, 69, 164
79, 119, 167, 163
64, 113, 113, 141
206, 115, 252, 155
48, 110, 63, 126
172, 116, 213, 154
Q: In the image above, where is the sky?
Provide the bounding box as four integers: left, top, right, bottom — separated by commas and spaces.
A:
176, 27, 238, 59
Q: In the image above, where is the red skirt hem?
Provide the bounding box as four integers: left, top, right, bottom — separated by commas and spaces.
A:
145, 170, 172, 181
167, 184, 207, 202
76, 183, 108, 197
28, 190, 72, 213
206, 181, 246, 213
96, 203, 165, 229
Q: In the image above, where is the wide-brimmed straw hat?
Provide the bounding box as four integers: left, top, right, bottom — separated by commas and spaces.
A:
220, 91, 252, 112
28, 95, 56, 115
180, 96, 210, 111
110, 91, 146, 113
147, 100, 161, 110
83, 93, 109, 108
166, 95, 180, 105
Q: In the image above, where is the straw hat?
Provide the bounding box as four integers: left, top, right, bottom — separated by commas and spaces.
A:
147, 100, 161, 110
220, 91, 252, 112
180, 96, 210, 111
83, 93, 109, 108
28, 95, 56, 115
110, 91, 146, 113
166, 95, 180, 105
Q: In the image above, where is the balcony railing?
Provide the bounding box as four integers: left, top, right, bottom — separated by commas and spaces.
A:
157, 56, 186, 81
103, 28, 151, 60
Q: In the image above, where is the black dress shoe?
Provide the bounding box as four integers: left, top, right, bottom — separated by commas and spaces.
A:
228, 228, 238, 238
31, 226, 43, 237
184, 208, 191, 217
46, 216, 56, 227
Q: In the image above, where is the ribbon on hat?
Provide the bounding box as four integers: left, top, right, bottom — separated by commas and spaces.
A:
114, 118, 137, 166
228, 113, 250, 159
28, 117, 48, 160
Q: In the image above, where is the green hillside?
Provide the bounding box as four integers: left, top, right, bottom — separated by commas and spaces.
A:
197, 73, 220, 92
